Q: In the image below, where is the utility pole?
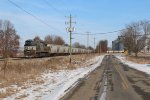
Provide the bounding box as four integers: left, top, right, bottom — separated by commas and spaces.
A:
66, 14, 76, 63
86, 32, 90, 54
94, 37, 95, 53
98, 41, 100, 54
98, 43, 100, 54
100, 42, 101, 54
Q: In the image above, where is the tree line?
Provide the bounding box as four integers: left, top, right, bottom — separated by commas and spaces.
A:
0, 19, 92, 58
33, 36, 91, 49
33, 35, 65, 45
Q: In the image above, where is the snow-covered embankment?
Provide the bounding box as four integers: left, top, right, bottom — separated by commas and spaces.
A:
4, 55, 104, 100
115, 55, 150, 75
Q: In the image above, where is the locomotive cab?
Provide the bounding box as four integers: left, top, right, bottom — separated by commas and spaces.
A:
24, 39, 50, 57
24, 39, 36, 57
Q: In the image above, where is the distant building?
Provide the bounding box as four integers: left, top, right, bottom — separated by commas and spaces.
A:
112, 37, 124, 51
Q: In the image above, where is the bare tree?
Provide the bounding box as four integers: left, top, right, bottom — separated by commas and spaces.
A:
33, 36, 42, 42
141, 20, 150, 35
53, 35, 65, 45
80, 44, 86, 49
120, 28, 135, 54
95, 40, 107, 53
0, 20, 20, 58
73, 42, 81, 48
44, 35, 53, 44
140, 20, 150, 51
120, 21, 150, 56
72, 42, 87, 49
34, 35, 65, 45
0, 20, 20, 77
87, 46, 94, 50
64, 43, 69, 46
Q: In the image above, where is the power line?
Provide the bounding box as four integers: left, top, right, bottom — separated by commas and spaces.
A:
43, 0, 65, 16
74, 20, 150, 36
7, 0, 63, 33
72, 32, 107, 35
97, 20, 150, 34
59, 0, 70, 13
96, 29, 124, 34
72, 29, 124, 36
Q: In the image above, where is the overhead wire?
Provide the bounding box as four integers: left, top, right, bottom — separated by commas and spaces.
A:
43, 0, 65, 16
7, 0, 150, 37
73, 21, 150, 36
7, 0, 63, 33
59, 0, 70, 13
72, 29, 125, 36
42, 0, 72, 38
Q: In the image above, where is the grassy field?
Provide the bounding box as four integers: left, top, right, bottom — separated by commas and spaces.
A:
126, 53, 150, 64
0, 54, 98, 90
0, 54, 101, 98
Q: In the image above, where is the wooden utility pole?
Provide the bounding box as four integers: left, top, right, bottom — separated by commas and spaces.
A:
86, 32, 90, 54
94, 37, 95, 53
66, 14, 76, 63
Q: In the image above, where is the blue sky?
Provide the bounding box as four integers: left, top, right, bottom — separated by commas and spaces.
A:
0, 0, 150, 47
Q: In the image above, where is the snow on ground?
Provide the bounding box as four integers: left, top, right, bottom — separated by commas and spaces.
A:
115, 55, 150, 75
2, 55, 104, 100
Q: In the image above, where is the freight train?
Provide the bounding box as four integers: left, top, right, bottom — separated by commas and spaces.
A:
24, 39, 92, 57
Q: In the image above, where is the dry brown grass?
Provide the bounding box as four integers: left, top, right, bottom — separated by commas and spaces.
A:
127, 53, 150, 64
0, 87, 19, 98
15, 94, 29, 99
0, 54, 98, 98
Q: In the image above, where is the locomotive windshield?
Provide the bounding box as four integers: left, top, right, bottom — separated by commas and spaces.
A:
24, 40, 33, 46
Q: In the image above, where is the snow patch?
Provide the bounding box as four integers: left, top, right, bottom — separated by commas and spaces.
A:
2, 55, 104, 100
115, 55, 150, 75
